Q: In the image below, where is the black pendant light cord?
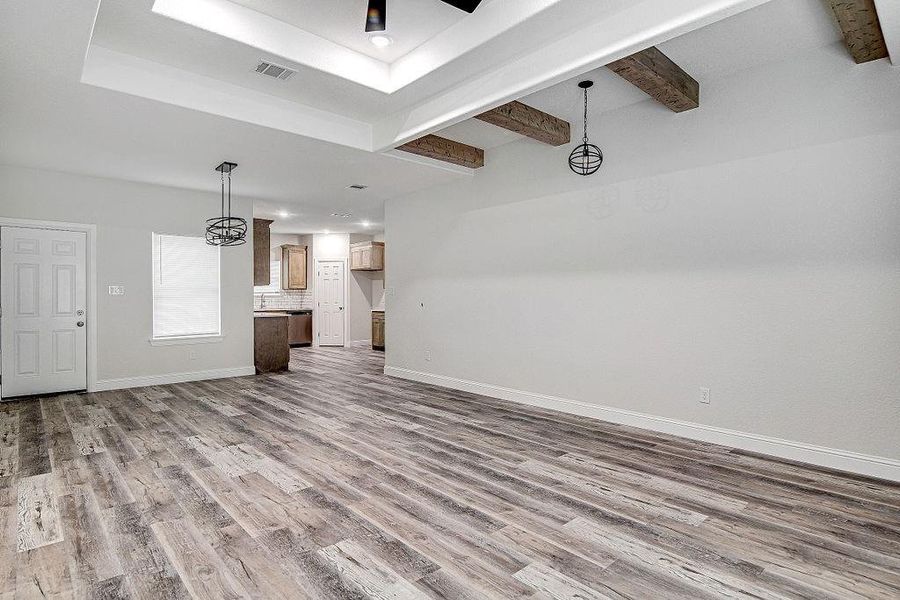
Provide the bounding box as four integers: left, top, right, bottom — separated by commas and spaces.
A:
582, 87, 589, 144
227, 167, 232, 219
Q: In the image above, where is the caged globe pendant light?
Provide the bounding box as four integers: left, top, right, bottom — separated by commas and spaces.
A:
206, 161, 248, 247
568, 80, 603, 176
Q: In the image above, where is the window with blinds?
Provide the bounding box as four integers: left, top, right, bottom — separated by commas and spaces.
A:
152, 233, 221, 339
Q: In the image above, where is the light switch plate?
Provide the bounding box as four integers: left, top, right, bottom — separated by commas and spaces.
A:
108, 285, 125, 296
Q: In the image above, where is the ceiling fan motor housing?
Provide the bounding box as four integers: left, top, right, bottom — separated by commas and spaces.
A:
366, 0, 484, 33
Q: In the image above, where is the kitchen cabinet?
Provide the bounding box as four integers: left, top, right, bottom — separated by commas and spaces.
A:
288, 312, 313, 346
350, 241, 385, 271
253, 313, 289, 373
372, 310, 385, 351
281, 244, 308, 290
253, 219, 273, 286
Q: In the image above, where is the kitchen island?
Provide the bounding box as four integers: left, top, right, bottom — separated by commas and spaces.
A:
253, 312, 290, 373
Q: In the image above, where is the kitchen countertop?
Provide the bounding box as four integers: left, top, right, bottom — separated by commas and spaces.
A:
253, 312, 289, 319
372, 309, 385, 313
254, 309, 313, 315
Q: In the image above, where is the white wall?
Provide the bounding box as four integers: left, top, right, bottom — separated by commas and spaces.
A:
0, 165, 254, 388
312, 233, 350, 261
384, 44, 900, 475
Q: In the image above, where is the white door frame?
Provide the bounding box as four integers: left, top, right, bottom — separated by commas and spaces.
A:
0, 217, 98, 395
313, 258, 348, 348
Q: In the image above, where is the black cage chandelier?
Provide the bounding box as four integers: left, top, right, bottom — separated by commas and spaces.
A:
206, 161, 247, 246
568, 80, 603, 176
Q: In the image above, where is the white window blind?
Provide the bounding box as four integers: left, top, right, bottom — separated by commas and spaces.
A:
152, 233, 221, 339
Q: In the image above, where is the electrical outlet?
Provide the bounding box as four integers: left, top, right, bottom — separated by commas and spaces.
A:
108, 285, 125, 296
424, 350, 432, 362
700, 387, 711, 404
189, 350, 198, 361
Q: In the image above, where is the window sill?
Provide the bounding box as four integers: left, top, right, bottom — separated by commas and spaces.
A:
149, 334, 225, 346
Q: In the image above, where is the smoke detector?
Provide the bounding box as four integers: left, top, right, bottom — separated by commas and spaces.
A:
254, 60, 296, 81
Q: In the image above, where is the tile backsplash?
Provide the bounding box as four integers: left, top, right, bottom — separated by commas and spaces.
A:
253, 289, 313, 310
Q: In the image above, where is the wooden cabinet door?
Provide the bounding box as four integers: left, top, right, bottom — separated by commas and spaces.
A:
371, 244, 385, 271
350, 247, 363, 270
281, 245, 308, 290
253, 219, 273, 286
288, 314, 312, 345
372, 312, 385, 350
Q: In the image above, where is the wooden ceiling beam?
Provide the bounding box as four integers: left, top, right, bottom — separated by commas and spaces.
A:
475, 100, 570, 146
827, 0, 888, 63
397, 134, 485, 169
607, 46, 699, 113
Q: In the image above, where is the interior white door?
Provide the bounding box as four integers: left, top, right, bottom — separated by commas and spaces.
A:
316, 261, 345, 347
1, 227, 87, 398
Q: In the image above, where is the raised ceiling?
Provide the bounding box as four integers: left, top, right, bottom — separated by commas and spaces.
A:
227, 0, 490, 63
83, 0, 779, 153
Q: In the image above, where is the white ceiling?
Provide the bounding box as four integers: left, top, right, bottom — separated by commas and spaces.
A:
84, 0, 782, 151
0, 0, 881, 235
513, 0, 845, 135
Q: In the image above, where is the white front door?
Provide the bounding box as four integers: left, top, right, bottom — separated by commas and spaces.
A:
317, 260, 345, 347
1, 227, 87, 398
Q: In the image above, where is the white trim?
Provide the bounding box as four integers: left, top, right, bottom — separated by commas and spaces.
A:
94, 365, 255, 392
384, 366, 900, 483
0, 217, 99, 394
382, 149, 477, 176
313, 258, 349, 348
149, 334, 225, 346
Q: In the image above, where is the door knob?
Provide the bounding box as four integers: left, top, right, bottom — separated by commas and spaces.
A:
76, 321, 85, 327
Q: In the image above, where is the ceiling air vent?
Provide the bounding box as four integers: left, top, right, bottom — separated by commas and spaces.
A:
348, 184, 368, 190
254, 60, 295, 81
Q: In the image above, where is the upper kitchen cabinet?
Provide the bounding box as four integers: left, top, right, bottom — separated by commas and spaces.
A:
253, 219, 273, 285
350, 241, 385, 271
281, 244, 308, 290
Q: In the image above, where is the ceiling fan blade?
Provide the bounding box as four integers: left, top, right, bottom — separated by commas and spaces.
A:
439, 0, 484, 13
365, 0, 386, 32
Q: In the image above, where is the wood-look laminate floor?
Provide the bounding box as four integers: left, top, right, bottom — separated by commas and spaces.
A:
1, 345, 898, 599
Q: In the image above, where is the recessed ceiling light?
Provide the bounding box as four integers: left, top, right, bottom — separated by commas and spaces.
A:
323, 229, 330, 234
331, 212, 353, 218
278, 210, 289, 218
369, 34, 393, 48
361, 221, 371, 228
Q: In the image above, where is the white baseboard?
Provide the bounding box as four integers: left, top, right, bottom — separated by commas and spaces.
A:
384, 366, 900, 482
94, 366, 256, 392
